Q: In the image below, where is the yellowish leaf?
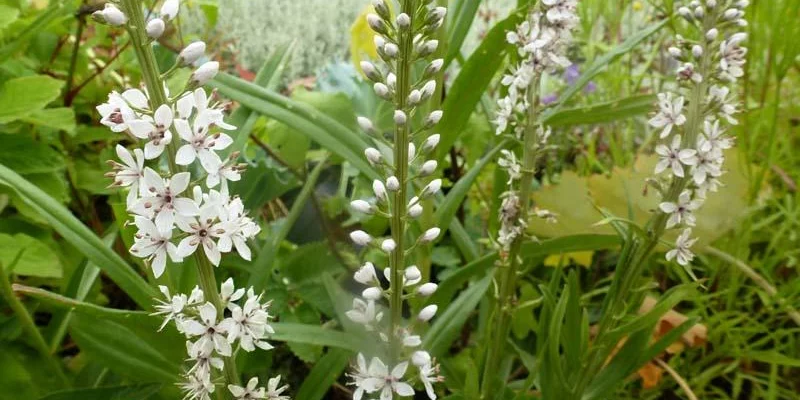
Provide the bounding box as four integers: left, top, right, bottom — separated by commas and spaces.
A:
350, 5, 379, 77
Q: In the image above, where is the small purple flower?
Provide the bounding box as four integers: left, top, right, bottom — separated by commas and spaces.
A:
584, 81, 597, 94
541, 93, 558, 105
564, 64, 581, 85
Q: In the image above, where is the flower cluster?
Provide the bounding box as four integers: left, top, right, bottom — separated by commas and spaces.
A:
493, 2, 577, 251
96, 1, 287, 399
155, 280, 284, 399
345, 0, 446, 398
650, 0, 748, 266
493, 0, 579, 137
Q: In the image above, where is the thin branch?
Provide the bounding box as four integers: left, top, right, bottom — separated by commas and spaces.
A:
654, 358, 698, 400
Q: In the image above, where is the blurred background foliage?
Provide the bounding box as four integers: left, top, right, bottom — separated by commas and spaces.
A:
0, 0, 799, 399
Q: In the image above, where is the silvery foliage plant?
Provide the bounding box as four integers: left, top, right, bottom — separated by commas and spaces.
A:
346, 0, 446, 398
94, 1, 289, 399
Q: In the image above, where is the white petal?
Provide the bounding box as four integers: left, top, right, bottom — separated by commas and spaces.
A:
175, 144, 197, 165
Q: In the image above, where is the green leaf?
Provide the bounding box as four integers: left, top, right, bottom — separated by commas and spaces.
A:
38, 384, 162, 400
0, 165, 157, 308
211, 73, 378, 180
445, 0, 481, 66
436, 9, 524, 159
0, 233, 61, 278
0, 5, 19, 34
13, 285, 184, 383
0, 75, 63, 123
294, 349, 351, 400
424, 273, 492, 357
540, 20, 668, 122
269, 322, 362, 352
0, 134, 64, 174
543, 95, 656, 127
21, 108, 76, 133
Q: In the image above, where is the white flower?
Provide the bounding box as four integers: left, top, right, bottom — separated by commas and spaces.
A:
699, 119, 733, 156
98, 4, 127, 26
719, 36, 747, 81
221, 289, 274, 352
228, 377, 266, 400
346, 298, 382, 330
178, 371, 215, 400
130, 216, 182, 278
659, 190, 703, 229
372, 180, 388, 202
128, 104, 175, 159
403, 266, 421, 286
186, 339, 224, 383
206, 156, 243, 190
182, 302, 232, 356
349, 354, 371, 400
649, 93, 687, 138
360, 359, 415, 400
381, 239, 396, 253
265, 375, 290, 400
219, 278, 245, 309
216, 197, 260, 261
97, 91, 140, 133
709, 85, 738, 125
350, 230, 372, 246
422, 179, 442, 197
365, 147, 382, 165
422, 134, 440, 152
179, 42, 207, 66
152, 286, 190, 331
666, 228, 697, 266
108, 145, 145, 207
654, 135, 697, 178
421, 227, 440, 243
412, 351, 431, 367
418, 362, 441, 400
146, 18, 166, 39
175, 115, 233, 172
351, 200, 373, 214
191, 61, 220, 86
176, 204, 229, 266
498, 149, 522, 183
132, 169, 199, 232
691, 149, 723, 185
354, 262, 378, 285
417, 283, 438, 296
363, 287, 383, 300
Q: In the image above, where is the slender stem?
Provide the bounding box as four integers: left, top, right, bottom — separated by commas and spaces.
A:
0, 261, 71, 387
389, 0, 415, 366
654, 358, 699, 400
480, 71, 542, 400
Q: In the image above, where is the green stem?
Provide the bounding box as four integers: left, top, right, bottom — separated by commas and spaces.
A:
0, 260, 71, 388
480, 71, 542, 400
389, 0, 415, 366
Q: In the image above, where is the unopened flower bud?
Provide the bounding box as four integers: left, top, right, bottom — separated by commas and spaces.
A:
360, 61, 382, 82
350, 230, 372, 246
396, 13, 411, 30
351, 200, 373, 214
160, 0, 179, 20
365, 147, 382, 165
374, 82, 391, 99
735, 0, 749, 8
705, 28, 718, 41
706, 0, 716, 8
357, 117, 375, 133
386, 176, 400, 191
737, 19, 747, 27
97, 4, 127, 26
723, 8, 739, 19
374, 35, 386, 50
694, 6, 704, 18
678, 6, 692, 19
417, 283, 438, 296
394, 110, 407, 126
729, 32, 747, 45
367, 14, 387, 34
146, 18, 166, 39
363, 287, 382, 300
420, 160, 437, 176
418, 40, 438, 57
424, 59, 444, 78
408, 143, 416, 160
421, 227, 440, 242
355, 262, 377, 284
386, 73, 397, 89
190, 61, 218, 86
408, 203, 423, 218
418, 305, 438, 321
422, 134, 440, 152
422, 179, 441, 197
425, 110, 443, 128
381, 239, 396, 253
668, 47, 682, 58
404, 266, 421, 281
383, 43, 399, 58
421, 80, 436, 100
373, 180, 388, 202
408, 90, 422, 106
412, 350, 432, 366
692, 45, 703, 58
372, 0, 390, 18
179, 41, 206, 65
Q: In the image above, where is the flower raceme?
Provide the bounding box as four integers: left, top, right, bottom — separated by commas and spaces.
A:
346, 0, 447, 398
95, 1, 285, 398
648, 0, 748, 266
